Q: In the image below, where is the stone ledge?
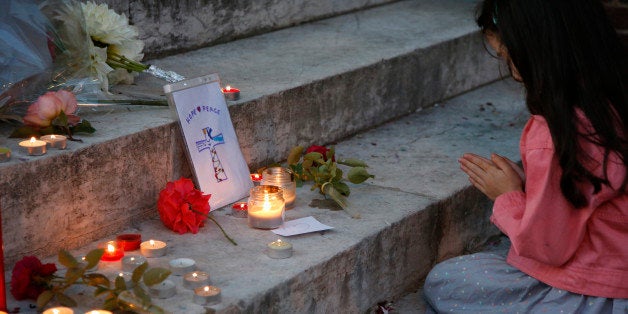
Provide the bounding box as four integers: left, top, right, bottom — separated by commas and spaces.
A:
0, 0, 502, 267
5, 80, 527, 313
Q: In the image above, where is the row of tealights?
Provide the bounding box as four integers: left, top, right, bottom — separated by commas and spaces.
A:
0, 135, 68, 161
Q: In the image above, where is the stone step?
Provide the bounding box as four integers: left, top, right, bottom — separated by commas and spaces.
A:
0, 0, 501, 268
6, 79, 527, 313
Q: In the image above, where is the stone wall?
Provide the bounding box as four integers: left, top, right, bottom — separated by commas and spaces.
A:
96, 0, 397, 58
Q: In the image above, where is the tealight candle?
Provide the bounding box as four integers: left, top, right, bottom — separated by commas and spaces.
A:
222, 85, 240, 101
231, 202, 248, 218
116, 233, 142, 251
193, 285, 222, 305
148, 279, 176, 299
266, 239, 293, 259
183, 271, 210, 290
0, 147, 10, 162
169, 258, 196, 275
250, 173, 263, 186
100, 241, 124, 261
40, 134, 67, 149
247, 185, 285, 229
42, 307, 74, 314
140, 239, 167, 257
19, 137, 46, 156
122, 255, 147, 272
115, 272, 134, 288
85, 310, 113, 314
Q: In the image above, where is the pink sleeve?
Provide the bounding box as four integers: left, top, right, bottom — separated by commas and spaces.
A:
491, 147, 596, 266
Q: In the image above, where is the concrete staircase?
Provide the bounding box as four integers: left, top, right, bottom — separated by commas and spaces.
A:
0, 0, 527, 312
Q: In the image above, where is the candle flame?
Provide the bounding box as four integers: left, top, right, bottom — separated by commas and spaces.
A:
107, 243, 115, 253
81, 256, 86, 261
130, 257, 135, 261
150, 239, 155, 246
30, 137, 36, 143
277, 239, 282, 243
262, 192, 271, 211
51, 134, 56, 139
53, 310, 60, 314
119, 272, 124, 277
240, 203, 246, 209
204, 286, 210, 292
193, 272, 198, 278
225, 85, 231, 91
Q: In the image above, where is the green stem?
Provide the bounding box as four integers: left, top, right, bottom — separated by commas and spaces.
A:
106, 52, 150, 73
189, 207, 238, 246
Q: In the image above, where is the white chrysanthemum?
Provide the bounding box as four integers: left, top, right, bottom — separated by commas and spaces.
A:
80, 2, 144, 87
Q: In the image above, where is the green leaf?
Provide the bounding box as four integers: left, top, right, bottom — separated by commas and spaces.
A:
333, 181, 351, 196
142, 268, 171, 286
332, 167, 343, 182
302, 159, 313, 173
56, 292, 78, 307
94, 286, 109, 297
9, 126, 40, 138
102, 296, 118, 311
304, 152, 323, 161
287, 146, 304, 165
52, 110, 68, 127
347, 167, 375, 184
85, 249, 104, 269
64, 267, 83, 284
327, 146, 335, 161
133, 286, 151, 304
71, 119, 96, 134
115, 275, 127, 291
338, 158, 368, 168
85, 273, 111, 287
36, 290, 54, 309
58, 250, 78, 268
132, 262, 149, 283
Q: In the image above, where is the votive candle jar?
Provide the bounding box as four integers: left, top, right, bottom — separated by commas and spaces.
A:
261, 167, 297, 209
247, 185, 285, 229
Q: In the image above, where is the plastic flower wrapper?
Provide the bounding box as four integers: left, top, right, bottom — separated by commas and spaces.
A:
287, 145, 375, 218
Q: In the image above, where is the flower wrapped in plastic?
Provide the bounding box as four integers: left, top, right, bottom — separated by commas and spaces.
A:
0, 0, 184, 135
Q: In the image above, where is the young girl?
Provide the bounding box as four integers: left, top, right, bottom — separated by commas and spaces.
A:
423, 0, 627, 312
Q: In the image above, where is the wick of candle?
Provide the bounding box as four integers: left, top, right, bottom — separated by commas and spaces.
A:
53, 310, 60, 314
30, 137, 36, 143
51, 134, 56, 139
193, 272, 198, 278
150, 239, 155, 247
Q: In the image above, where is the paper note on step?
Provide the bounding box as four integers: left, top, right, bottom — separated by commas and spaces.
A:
272, 216, 333, 236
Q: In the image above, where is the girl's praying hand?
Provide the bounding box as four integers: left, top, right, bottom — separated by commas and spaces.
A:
458, 153, 524, 200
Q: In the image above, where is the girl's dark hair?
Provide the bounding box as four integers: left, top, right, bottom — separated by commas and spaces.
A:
476, 0, 628, 208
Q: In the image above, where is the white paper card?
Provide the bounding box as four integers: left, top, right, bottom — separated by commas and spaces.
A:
164, 74, 252, 210
272, 216, 334, 236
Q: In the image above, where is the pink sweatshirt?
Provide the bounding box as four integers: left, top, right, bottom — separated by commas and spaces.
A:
491, 114, 628, 299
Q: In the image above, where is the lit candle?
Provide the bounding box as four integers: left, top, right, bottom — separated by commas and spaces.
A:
42, 307, 74, 314
221, 85, 240, 101
169, 258, 196, 276
0, 147, 10, 163
148, 279, 176, 299
193, 285, 222, 305
231, 202, 248, 218
183, 271, 210, 290
19, 137, 46, 156
262, 167, 297, 209
116, 233, 142, 251
85, 310, 113, 314
115, 272, 134, 288
40, 134, 67, 150
248, 186, 285, 229
250, 173, 263, 186
140, 239, 167, 257
100, 241, 124, 262
121, 255, 147, 272
266, 239, 293, 259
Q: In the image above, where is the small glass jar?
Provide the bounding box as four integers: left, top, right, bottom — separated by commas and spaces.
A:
247, 185, 285, 229
261, 167, 297, 209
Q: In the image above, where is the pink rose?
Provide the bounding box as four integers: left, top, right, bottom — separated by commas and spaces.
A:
23, 90, 80, 127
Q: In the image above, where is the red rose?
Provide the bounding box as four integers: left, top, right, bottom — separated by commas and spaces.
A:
157, 177, 211, 234
10, 256, 57, 301
306, 145, 335, 161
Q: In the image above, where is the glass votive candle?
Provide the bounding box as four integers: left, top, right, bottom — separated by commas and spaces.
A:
100, 241, 124, 262
261, 167, 297, 209
247, 185, 285, 229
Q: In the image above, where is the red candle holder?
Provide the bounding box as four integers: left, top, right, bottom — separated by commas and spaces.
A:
231, 202, 248, 218
222, 85, 240, 101
100, 241, 124, 261
250, 173, 263, 186
116, 233, 142, 251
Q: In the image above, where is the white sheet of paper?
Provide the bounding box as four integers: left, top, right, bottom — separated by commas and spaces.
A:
272, 216, 334, 236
